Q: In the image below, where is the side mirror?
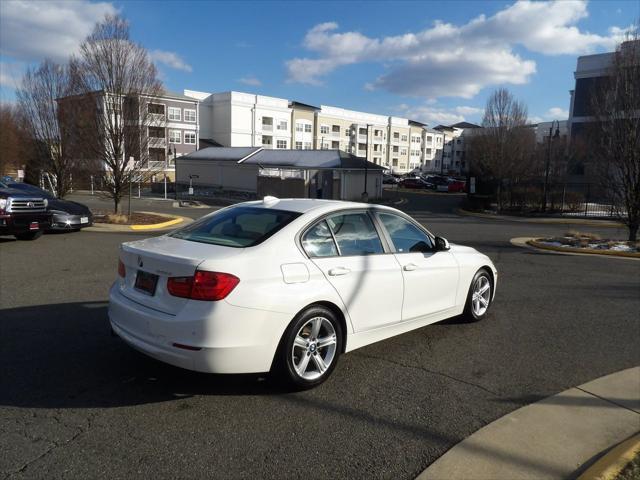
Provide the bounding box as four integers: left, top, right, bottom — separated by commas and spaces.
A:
435, 236, 450, 251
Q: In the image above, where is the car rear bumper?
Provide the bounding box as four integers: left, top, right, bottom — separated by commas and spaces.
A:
108, 284, 290, 374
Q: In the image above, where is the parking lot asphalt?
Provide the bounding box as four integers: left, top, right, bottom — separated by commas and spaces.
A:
1, 192, 639, 479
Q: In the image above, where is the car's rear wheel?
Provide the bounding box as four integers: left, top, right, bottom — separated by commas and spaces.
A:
463, 269, 493, 321
15, 231, 42, 241
276, 305, 343, 389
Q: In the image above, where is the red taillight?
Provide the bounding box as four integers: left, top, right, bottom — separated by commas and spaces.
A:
167, 271, 239, 301
118, 259, 126, 278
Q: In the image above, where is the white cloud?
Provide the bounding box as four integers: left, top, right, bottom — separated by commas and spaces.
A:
0, 61, 25, 89
286, 0, 627, 98
546, 107, 569, 119
149, 50, 192, 72
238, 75, 262, 87
0, 0, 116, 62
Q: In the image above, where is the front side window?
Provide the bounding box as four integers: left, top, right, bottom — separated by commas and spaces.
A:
326, 213, 383, 256
378, 213, 433, 253
170, 207, 300, 248
302, 220, 338, 258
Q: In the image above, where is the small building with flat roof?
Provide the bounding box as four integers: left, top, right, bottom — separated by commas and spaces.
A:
175, 147, 383, 201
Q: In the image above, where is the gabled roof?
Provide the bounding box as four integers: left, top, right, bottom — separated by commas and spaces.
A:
451, 121, 482, 129
177, 147, 384, 170
179, 147, 261, 162
289, 100, 320, 111
408, 119, 428, 127
433, 124, 455, 131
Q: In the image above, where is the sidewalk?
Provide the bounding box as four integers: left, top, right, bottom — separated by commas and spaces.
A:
417, 367, 640, 480
457, 208, 624, 228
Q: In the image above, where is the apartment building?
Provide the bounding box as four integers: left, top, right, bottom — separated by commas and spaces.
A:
186, 89, 485, 174
185, 90, 292, 150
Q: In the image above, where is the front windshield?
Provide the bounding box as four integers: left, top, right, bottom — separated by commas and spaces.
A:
169, 206, 301, 248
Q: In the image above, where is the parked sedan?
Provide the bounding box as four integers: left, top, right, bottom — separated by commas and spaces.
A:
399, 177, 430, 189
6, 182, 93, 231
109, 198, 497, 388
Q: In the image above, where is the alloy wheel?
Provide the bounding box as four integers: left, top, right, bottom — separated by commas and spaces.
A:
291, 316, 337, 381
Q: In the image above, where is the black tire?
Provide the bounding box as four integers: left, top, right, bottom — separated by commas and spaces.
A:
462, 268, 493, 322
274, 305, 343, 389
15, 231, 42, 241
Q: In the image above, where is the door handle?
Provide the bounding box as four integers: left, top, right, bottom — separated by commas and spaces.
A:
403, 263, 418, 271
328, 267, 351, 276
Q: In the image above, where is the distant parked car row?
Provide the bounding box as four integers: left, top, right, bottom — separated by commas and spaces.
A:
0, 180, 93, 240
390, 174, 466, 193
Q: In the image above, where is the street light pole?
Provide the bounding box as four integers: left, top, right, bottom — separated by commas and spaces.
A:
542, 120, 559, 213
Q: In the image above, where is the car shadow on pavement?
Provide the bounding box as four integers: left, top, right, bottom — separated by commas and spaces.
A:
0, 301, 296, 409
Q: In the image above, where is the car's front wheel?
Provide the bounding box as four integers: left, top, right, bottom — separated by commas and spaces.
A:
276, 305, 343, 389
463, 269, 493, 321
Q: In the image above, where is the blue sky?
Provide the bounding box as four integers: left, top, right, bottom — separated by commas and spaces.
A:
1, 0, 638, 125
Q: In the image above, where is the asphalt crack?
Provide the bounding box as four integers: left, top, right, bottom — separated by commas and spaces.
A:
353, 352, 499, 396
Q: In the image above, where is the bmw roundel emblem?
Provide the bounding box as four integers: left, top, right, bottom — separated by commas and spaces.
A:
27, 202, 34, 208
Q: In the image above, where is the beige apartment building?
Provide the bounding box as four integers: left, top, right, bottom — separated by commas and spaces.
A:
188, 89, 464, 174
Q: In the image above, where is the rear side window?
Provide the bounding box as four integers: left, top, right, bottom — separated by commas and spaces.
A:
170, 207, 300, 247
301, 220, 338, 257
326, 213, 384, 256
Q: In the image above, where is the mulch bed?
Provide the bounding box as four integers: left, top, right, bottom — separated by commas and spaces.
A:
93, 211, 170, 225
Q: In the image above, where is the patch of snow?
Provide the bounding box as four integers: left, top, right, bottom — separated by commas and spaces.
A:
609, 244, 634, 252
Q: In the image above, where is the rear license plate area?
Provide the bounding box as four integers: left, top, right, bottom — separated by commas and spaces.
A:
135, 270, 158, 296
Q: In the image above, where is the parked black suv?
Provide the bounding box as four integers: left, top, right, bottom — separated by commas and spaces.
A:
0, 181, 52, 240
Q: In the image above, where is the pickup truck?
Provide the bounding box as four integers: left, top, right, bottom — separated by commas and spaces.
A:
0, 182, 52, 240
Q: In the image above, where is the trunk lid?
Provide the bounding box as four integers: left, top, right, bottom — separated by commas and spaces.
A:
118, 235, 244, 315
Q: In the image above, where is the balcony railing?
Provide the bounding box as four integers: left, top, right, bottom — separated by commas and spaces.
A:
148, 137, 166, 148
262, 124, 273, 132
357, 134, 368, 142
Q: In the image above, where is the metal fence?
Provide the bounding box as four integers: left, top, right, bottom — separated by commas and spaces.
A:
469, 179, 619, 218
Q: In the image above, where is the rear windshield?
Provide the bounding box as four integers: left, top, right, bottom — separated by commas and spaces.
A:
169, 206, 301, 247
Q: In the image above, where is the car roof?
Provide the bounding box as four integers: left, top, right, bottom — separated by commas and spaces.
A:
238, 197, 394, 215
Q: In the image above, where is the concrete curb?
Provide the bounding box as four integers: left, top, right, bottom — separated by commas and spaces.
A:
509, 237, 640, 261
417, 366, 640, 480
578, 434, 640, 480
84, 212, 192, 233
457, 208, 624, 228
528, 239, 640, 259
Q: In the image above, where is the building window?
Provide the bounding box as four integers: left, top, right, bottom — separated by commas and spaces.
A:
168, 107, 181, 121
320, 125, 329, 135
393, 132, 399, 140
169, 130, 181, 144
305, 124, 312, 133
401, 134, 408, 142
148, 126, 164, 139
332, 125, 340, 133
276, 140, 287, 149
331, 141, 339, 149
296, 122, 304, 132
426, 148, 432, 155
295, 141, 303, 150
277, 120, 288, 131
401, 148, 407, 156
304, 142, 312, 149
184, 132, 196, 145
184, 109, 196, 122
148, 103, 164, 115
426, 136, 432, 144
393, 146, 399, 153
321, 142, 329, 150
392, 158, 398, 166
262, 136, 272, 146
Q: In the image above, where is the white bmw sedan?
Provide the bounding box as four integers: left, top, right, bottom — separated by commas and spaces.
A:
109, 198, 497, 388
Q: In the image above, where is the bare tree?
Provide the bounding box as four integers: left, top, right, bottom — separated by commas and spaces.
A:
467, 88, 535, 210
16, 60, 74, 197
68, 14, 164, 214
590, 30, 640, 241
